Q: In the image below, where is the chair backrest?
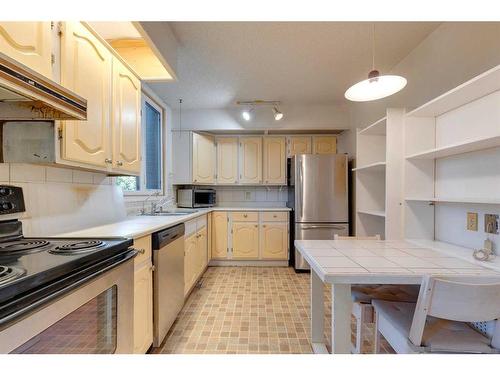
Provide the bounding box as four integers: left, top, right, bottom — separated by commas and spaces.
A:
409, 276, 500, 346
333, 234, 381, 240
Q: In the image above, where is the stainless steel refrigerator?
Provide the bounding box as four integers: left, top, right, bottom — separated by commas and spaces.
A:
287, 154, 349, 271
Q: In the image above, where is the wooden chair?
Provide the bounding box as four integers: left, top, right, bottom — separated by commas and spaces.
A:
373, 276, 500, 353
332, 235, 420, 353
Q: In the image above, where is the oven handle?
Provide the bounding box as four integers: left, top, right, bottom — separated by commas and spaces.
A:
0, 249, 137, 327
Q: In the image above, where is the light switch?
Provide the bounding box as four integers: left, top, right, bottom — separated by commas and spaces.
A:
467, 212, 478, 231
484, 214, 499, 234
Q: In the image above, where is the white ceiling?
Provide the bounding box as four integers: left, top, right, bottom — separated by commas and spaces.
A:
148, 22, 441, 109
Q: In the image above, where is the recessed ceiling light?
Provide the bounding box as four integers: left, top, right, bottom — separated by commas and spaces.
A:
345, 24, 407, 102
273, 107, 284, 121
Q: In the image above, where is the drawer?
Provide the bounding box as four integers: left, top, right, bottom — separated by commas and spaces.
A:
261, 211, 288, 222
185, 218, 197, 236
231, 211, 258, 222
133, 235, 152, 266
196, 214, 207, 230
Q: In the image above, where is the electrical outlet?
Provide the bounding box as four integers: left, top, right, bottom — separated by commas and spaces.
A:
467, 212, 478, 231
484, 214, 499, 234
244, 191, 252, 201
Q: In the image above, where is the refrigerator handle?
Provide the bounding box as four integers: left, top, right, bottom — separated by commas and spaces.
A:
301, 225, 347, 230
298, 159, 303, 219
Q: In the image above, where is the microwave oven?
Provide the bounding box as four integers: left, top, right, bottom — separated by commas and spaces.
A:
177, 188, 216, 208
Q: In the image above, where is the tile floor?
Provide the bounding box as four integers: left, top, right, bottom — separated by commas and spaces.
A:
153, 266, 394, 354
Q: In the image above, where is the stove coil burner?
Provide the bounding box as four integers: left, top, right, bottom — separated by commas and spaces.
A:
0, 240, 51, 255
50, 240, 107, 255
0, 265, 25, 286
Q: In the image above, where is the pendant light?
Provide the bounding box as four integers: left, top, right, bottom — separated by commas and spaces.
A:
345, 24, 407, 102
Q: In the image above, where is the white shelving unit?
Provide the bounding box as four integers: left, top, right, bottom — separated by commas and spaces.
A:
403, 64, 500, 250
354, 110, 406, 239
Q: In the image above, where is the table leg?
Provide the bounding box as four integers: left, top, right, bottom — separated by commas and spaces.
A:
310, 269, 328, 353
331, 283, 352, 354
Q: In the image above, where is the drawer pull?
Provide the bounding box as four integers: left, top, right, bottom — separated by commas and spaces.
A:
116, 160, 123, 166
273, 214, 277, 218
263, 225, 266, 228
138, 248, 146, 254
254, 225, 258, 228
104, 158, 113, 164
243, 214, 248, 218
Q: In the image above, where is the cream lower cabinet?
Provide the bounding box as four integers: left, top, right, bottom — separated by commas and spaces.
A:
192, 133, 216, 184
211, 211, 228, 259
184, 216, 209, 297
312, 136, 337, 154
0, 21, 53, 79
132, 235, 153, 354
239, 137, 262, 184
260, 223, 288, 259
263, 137, 286, 185
231, 222, 260, 259
287, 136, 312, 157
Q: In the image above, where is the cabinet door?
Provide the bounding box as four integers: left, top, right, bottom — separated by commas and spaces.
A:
197, 227, 208, 276
312, 136, 337, 154
287, 136, 312, 156
133, 263, 153, 354
184, 233, 197, 296
263, 137, 286, 185
211, 212, 228, 259
232, 222, 259, 259
261, 223, 288, 260
112, 57, 141, 174
60, 22, 112, 167
216, 137, 238, 184
192, 133, 216, 184
0, 22, 52, 78
239, 137, 262, 184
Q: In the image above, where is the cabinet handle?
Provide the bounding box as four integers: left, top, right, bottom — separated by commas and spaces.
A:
138, 248, 146, 254
273, 214, 277, 218
150, 265, 155, 272
263, 225, 266, 228
116, 161, 123, 166
254, 225, 258, 228
243, 214, 248, 218
194, 179, 198, 183
105, 158, 113, 164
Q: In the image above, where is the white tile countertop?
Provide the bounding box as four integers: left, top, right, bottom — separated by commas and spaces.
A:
57, 207, 290, 239
295, 239, 500, 284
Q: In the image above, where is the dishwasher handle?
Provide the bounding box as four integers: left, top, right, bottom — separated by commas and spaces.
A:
152, 223, 185, 250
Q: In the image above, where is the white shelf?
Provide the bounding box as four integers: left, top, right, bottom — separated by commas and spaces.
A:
405, 135, 500, 160
406, 64, 500, 118
405, 197, 500, 205
352, 162, 386, 172
358, 117, 387, 136
357, 209, 386, 218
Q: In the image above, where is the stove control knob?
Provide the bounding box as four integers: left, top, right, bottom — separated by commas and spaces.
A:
1, 202, 13, 211
0, 187, 11, 196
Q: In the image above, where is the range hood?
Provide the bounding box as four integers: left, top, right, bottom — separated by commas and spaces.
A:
0, 53, 87, 121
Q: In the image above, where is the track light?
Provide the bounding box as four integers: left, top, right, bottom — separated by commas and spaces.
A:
273, 107, 283, 121
242, 108, 253, 121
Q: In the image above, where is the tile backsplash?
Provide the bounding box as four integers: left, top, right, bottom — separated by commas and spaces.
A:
213, 186, 288, 207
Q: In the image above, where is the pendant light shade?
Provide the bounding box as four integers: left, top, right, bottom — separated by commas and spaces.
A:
345, 24, 407, 102
344, 70, 407, 102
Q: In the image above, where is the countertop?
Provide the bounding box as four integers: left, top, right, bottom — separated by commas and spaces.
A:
295, 239, 500, 284
58, 206, 290, 239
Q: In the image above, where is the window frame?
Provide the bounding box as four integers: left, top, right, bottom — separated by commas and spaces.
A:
118, 93, 165, 196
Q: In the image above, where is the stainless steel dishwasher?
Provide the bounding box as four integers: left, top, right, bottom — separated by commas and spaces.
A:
152, 223, 185, 347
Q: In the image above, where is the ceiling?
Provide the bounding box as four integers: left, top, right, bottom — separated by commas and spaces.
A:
148, 22, 441, 109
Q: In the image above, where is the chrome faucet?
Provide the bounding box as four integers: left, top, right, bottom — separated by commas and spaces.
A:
153, 195, 176, 213
140, 191, 161, 215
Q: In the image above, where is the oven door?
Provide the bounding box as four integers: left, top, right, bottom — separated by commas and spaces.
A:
0, 258, 134, 354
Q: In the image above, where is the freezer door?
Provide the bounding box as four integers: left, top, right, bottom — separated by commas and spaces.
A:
295, 154, 348, 223
293, 223, 349, 270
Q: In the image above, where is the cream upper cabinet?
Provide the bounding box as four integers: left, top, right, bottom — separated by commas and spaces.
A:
260, 223, 288, 260
263, 137, 286, 185
0, 22, 53, 78
239, 137, 262, 184
133, 262, 153, 354
216, 137, 238, 184
211, 212, 228, 259
192, 133, 216, 184
60, 22, 112, 168
232, 222, 259, 259
287, 136, 312, 156
313, 136, 337, 154
112, 57, 141, 174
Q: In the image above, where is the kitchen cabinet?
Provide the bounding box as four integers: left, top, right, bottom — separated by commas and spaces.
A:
260, 222, 288, 259
184, 232, 198, 296
60, 21, 113, 168
287, 136, 312, 156
312, 136, 337, 154
211, 211, 228, 259
112, 57, 141, 174
0, 21, 53, 79
263, 137, 286, 185
184, 215, 209, 297
132, 235, 153, 354
192, 133, 216, 184
239, 137, 262, 184
216, 137, 238, 184
231, 222, 260, 259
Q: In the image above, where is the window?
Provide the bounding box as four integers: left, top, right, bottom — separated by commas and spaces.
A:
116, 95, 164, 194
